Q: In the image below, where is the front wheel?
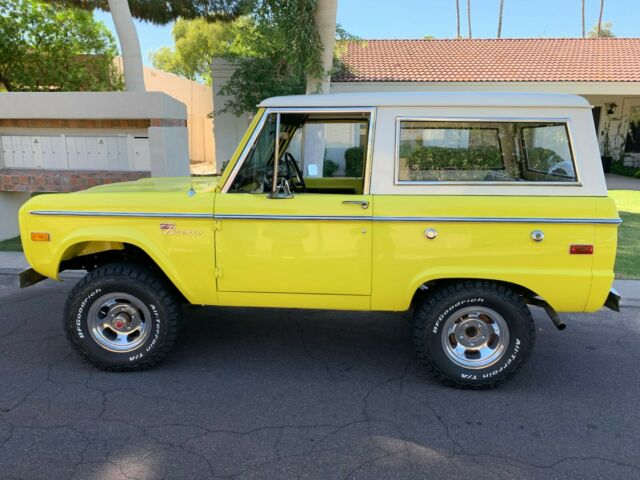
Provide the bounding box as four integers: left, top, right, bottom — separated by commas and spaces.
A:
64, 263, 182, 371
413, 281, 535, 388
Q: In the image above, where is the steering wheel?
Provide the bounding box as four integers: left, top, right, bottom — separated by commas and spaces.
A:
263, 152, 307, 193
283, 152, 306, 192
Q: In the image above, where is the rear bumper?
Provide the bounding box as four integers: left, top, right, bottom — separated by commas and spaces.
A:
604, 287, 621, 312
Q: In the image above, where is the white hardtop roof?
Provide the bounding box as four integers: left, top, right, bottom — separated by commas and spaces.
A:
258, 92, 591, 109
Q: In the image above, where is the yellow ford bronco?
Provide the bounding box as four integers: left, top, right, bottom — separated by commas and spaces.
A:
19, 92, 621, 388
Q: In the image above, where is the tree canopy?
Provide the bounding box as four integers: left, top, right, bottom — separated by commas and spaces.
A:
43, 0, 250, 24
146, 0, 324, 114
150, 17, 250, 85
217, 0, 321, 114
587, 21, 615, 37
0, 0, 122, 92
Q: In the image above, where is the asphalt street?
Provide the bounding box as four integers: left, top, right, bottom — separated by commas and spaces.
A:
0, 278, 639, 480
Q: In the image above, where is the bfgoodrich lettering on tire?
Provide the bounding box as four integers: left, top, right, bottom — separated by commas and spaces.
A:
64, 263, 182, 371
413, 281, 535, 388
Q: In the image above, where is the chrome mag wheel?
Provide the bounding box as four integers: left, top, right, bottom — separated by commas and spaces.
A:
441, 306, 510, 369
87, 292, 152, 353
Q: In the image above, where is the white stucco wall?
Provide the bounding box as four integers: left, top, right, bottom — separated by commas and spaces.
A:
211, 59, 253, 173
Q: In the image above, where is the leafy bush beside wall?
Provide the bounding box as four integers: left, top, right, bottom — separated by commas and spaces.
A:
611, 161, 640, 178
344, 146, 364, 177
323, 159, 339, 177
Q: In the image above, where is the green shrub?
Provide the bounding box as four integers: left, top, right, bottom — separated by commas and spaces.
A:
611, 161, 640, 178
527, 147, 563, 172
405, 145, 502, 171
323, 159, 339, 177
344, 146, 364, 177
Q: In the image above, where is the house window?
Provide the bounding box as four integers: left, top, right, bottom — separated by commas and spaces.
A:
592, 106, 602, 136
624, 107, 640, 155
396, 120, 577, 183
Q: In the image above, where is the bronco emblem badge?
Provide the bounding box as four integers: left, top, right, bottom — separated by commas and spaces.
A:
160, 223, 203, 236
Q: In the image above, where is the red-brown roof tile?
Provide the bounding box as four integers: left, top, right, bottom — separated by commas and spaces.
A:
332, 38, 640, 83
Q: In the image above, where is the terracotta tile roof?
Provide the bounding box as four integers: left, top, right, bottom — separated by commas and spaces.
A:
332, 38, 640, 83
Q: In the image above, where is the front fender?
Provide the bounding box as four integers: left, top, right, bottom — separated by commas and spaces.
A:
27, 222, 216, 305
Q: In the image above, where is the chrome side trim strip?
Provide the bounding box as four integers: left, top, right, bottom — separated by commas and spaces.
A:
372, 216, 623, 225
29, 210, 622, 225
29, 210, 214, 219
215, 214, 372, 221
216, 214, 621, 224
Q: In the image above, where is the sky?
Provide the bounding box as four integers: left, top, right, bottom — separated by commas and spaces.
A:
96, 0, 640, 66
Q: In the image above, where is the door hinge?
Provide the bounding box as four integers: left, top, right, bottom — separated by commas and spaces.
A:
214, 267, 223, 278
213, 221, 222, 232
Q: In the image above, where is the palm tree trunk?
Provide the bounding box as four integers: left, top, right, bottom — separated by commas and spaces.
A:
108, 0, 145, 91
306, 0, 337, 94
581, 0, 585, 37
467, 0, 472, 39
497, 0, 504, 38
597, 0, 604, 37
455, 0, 461, 38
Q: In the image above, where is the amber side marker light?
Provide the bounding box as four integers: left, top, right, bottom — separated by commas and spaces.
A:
570, 244, 593, 255
30, 232, 50, 242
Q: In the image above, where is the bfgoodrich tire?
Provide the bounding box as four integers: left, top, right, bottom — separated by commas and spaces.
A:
413, 281, 535, 389
64, 263, 182, 371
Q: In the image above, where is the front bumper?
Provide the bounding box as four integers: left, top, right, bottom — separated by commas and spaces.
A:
604, 288, 621, 312
19, 268, 47, 289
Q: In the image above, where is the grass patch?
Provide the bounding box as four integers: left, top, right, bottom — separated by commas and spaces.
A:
0, 236, 23, 252
609, 190, 640, 279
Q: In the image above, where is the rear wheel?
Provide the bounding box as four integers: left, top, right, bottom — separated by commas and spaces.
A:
64, 263, 182, 371
413, 281, 535, 388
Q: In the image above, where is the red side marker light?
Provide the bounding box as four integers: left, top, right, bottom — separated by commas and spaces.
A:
570, 244, 593, 255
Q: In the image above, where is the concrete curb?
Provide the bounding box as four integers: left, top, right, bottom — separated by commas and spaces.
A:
0, 268, 84, 288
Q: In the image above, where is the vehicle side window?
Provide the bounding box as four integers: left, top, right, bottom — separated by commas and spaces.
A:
286, 120, 368, 194
229, 114, 276, 193
397, 120, 577, 183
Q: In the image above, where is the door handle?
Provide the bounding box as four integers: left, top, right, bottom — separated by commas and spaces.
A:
342, 200, 369, 209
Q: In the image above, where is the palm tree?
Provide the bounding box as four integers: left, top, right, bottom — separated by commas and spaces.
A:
107, 0, 144, 91
306, 0, 337, 93
455, 0, 461, 38
497, 0, 504, 38
42, 0, 246, 92
467, 0, 472, 38
581, 0, 585, 37
597, 0, 605, 37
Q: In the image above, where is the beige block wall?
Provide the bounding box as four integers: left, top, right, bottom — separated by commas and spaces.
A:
0, 192, 30, 240
143, 67, 214, 165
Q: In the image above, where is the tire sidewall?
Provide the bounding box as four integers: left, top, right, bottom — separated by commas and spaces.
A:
68, 278, 167, 367
423, 291, 529, 384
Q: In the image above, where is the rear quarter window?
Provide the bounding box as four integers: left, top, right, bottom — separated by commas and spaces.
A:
396, 119, 577, 183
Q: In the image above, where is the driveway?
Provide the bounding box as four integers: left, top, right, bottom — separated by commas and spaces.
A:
0, 279, 639, 480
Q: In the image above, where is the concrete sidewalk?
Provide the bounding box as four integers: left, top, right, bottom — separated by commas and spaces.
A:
606, 173, 640, 191
1, 250, 638, 306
